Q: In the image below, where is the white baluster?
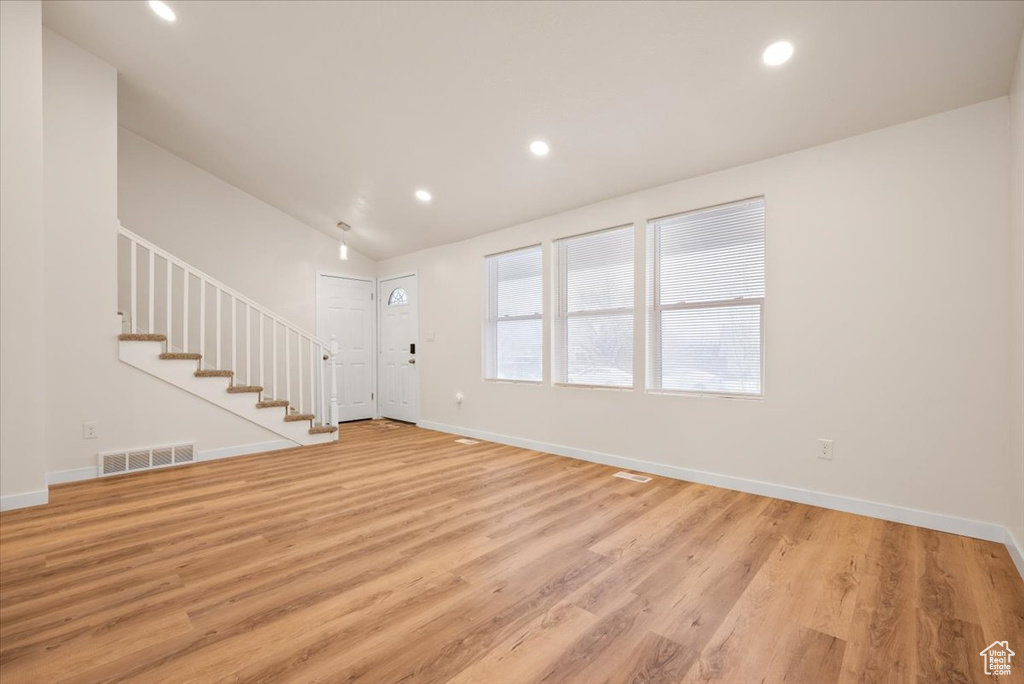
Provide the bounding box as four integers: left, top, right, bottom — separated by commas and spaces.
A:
330, 333, 339, 425
318, 343, 326, 426
182, 271, 189, 352
285, 329, 291, 408
199, 279, 206, 367
309, 339, 315, 423
259, 312, 265, 390
164, 256, 172, 339
130, 241, 138, 333
231, 297, 237, 378
245, 305, 251, 386
147, 249, 155, 334
298, 336, 304, 414
272, 322, 279, 401
308, 340, 313, 415
215, 288, 222, 371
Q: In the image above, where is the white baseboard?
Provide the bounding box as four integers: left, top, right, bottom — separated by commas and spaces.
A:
0, 489, 49, 512
418, 420, 1012, 547
197, 439, 297, 462
47, 466, 98, 485
40, 439, 298, 494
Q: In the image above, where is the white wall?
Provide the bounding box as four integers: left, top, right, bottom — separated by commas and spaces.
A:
1009, 30, 1024, 553
42, 28, 280, 478
0, 0, 47, 505
118, 129, 376, 335
380, 98, 1012, 529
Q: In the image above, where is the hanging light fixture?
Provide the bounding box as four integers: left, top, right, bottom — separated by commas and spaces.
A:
337, 222, 351, 260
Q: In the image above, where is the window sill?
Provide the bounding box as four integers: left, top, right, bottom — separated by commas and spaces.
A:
646, 389, 764, 401
554, 382, 634, 392
484, 378, 543, 386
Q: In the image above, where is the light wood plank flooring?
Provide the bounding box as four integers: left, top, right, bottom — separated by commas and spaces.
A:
1, 421, 1022, 683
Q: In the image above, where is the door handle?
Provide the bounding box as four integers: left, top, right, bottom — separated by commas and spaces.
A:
408, 359, 416, 364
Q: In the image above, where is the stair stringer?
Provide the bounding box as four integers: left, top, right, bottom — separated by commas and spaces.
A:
119, 341, 336, 446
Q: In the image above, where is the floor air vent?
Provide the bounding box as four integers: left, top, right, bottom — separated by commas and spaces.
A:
613, 471, 652, 483
100, 442, 195, 477
454, 438, 479, 445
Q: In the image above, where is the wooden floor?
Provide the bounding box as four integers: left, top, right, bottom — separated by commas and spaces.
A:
1, 421, 1022, 684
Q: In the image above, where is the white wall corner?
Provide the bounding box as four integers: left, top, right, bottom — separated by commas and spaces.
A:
0, 489, 49, 512
1007, 529, 1024, 581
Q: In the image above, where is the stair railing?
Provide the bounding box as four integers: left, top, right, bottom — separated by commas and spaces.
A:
118, 224, 338, 427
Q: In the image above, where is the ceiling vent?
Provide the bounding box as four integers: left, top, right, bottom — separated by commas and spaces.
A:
100, 442, 195, 477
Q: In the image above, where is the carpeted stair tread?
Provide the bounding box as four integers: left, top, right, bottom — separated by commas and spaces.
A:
195, 369, 233, 377
256, 400, 289, 408
308, 425, 338, 434
119, 333, 167, 342
227, 385, 263, 394
159, 352, 202, 360
284, 413, 315, 422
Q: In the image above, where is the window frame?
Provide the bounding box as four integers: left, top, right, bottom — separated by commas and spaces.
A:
553, 224, 635, 390
483, 244, 544, 384
647, 196, 766, 399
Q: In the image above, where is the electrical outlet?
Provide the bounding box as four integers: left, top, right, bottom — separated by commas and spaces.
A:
83, 422, 99, 440
817, 438, 833, 460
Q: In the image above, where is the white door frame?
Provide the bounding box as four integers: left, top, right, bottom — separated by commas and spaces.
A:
377, 271, 418, 421
315, 271, 379, 421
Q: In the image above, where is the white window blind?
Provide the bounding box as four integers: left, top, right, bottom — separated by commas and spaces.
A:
485, 245, 543, 381
554, 225, 634, 387
648, 197, 765, 395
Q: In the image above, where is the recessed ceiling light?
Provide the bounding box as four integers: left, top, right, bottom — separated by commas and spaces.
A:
529, 140, 550, 157
415, 189, 432, 202
762, 41, 793, 66
148, 0, 176, 22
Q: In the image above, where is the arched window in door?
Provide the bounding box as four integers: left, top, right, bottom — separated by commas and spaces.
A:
388, 288, 408, 306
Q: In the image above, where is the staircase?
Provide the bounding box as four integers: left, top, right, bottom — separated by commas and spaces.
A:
117, 225, 338, 446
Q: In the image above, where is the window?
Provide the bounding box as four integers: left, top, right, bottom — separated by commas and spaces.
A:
554, 225, 633, 387
484, 245, 543, 381
387, 288, 408, 306
648, 197, 765, 396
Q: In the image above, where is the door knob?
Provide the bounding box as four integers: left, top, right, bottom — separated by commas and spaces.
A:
408, 359, 416, 364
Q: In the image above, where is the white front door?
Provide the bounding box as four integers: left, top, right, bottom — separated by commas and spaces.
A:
378, 274, 418, 423
317, 275, 375, 422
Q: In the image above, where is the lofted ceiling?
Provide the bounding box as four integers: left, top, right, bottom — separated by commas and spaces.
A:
42, 1, 1024, 260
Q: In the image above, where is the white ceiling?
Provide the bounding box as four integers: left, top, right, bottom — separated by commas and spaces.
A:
42, 1, 1024, 260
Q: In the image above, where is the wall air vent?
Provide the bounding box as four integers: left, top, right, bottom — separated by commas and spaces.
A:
99, 442, 196, 477
613, 471, 652, 483
102, 453, 126, 476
